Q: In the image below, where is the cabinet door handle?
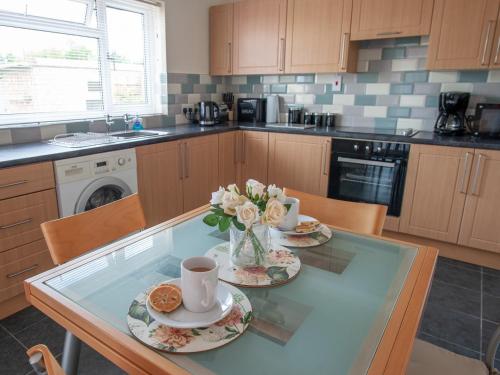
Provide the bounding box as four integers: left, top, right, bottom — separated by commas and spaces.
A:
279, 38, 285, 72
323, 141, 330, 176
471, 154, 486, 196
7, 264, 39, 279
339, 33, 349, 70
0, 180, 28, 189
376, 31, 402, 36
1, 218, 32, 230
482, 21, 495, 65
184, 143, 189, 179
178, 142, 183, 180
241, 133, 246, 164
494, 35, 500, 64
228, 42, 232, 73
233, 133, 238, 164
460, 152, 473, 193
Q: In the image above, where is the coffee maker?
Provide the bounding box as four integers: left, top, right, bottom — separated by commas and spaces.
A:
434, 92, 470, 135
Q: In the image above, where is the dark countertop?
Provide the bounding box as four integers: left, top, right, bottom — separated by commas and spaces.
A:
1, 122, 500, 168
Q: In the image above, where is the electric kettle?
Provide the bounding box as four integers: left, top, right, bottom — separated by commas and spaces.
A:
196, 101, 220, 126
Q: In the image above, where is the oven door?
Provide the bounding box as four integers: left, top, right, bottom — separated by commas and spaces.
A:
328, 154, 406, 216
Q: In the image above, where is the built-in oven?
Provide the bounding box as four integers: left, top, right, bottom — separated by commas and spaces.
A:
328, 139, 410, 216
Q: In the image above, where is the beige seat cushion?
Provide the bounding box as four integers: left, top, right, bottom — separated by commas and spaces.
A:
407, 339, 488, 375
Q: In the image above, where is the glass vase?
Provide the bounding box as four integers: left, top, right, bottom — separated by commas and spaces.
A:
229, 223, 270, 267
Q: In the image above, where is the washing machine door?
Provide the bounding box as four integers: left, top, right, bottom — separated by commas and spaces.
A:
74, 176, 132, 214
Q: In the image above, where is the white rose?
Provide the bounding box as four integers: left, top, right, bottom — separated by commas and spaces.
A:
246, 179, 266, 199
267, 184, 286, 203
210, 186, 225, 205
235, 201, 260, 229
263, 198, 287, 227
227, 184, 239, 194
221, 191, 247, 216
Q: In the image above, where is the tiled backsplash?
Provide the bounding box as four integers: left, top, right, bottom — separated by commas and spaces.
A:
2, 36, 500, 146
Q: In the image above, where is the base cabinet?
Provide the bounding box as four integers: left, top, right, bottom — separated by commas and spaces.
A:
268, 133, 331, 196
459, 149, 500, 253
238, 131, 269, 187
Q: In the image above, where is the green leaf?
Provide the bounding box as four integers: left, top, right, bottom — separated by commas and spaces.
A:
203, 214, 219, 227
241, 311, 253, 325
232, 216, 246, 231
218, 216, 231, 232
266, 266, 289, 282
284, 203, 291, 211
224, 332, 238, 340
210, 205, 225, 215
192, 329, 201, 336
128, 300, 154, 326
225, 326, 238, 333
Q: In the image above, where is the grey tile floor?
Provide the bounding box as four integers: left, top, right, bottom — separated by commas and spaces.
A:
0, 256, 498, 375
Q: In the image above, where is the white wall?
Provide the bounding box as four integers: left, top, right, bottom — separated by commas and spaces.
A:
165, 0, 229, 74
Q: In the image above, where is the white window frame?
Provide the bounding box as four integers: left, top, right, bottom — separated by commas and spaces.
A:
0, 0, 165, 126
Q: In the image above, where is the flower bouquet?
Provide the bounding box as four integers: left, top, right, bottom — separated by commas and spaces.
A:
203, 180, 290, 267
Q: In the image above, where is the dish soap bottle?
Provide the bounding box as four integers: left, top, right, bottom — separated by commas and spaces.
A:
132, 114, 144, 130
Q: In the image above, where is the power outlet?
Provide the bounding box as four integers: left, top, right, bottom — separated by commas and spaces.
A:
331, 75, 342, 92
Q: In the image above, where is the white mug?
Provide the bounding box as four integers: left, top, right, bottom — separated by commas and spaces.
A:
181, 256, 219, 313
279, 197, 300, 231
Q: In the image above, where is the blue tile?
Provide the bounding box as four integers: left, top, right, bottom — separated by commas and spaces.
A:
403, 71, 429, 83
247, 75, 262, 84
375, 118, 397, 129
187, 74, 200, 84
315, 93, 334, 105
390, 83, 414, 94
354, 95, 377, 105
161, 95, 168, 104
357, 73, 379, 83
167, 94, 176, 103
181, 84, 193, 94
395, 36, 421, 45
458, 70, 489, 82
205, 84, 217, 93
66, 121, 90, 133
162, 115, 176, 127
382, 47, 406, 60
279, 75, 296, 83
426, 95, 439, 107
388, 107, 411, 117
239, 84, 253, 93
271, 84, 287, 93
296, 74, 315, 83
160, 73, 167, 84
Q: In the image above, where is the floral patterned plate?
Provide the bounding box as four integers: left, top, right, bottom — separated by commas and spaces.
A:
205, 243, 301, 288
270, 224, 332, 248
127, 282, 252, 353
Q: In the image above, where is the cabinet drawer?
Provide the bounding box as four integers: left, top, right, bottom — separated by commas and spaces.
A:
0, 190, 59, 252
0, 239, 49, 265
0, 162, 55, 200
0, 251, 53, 303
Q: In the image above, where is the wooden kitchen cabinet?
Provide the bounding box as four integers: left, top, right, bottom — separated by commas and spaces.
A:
209, 3, 233, 75
399, 145, 474, 243
350, 0, 434, 40
136, 141, 184, 227
285, 0, 356, 73
182, 135, 219, 212
268, 133, 331, 196
0, 162, 55, 200
459, 149, 500, 252
239, 131, 269, 187
218, 131, 239, 188
427, 0, 500, 70
232, 0, 287, 74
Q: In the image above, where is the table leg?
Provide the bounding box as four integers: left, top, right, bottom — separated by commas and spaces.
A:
61, 331, 81, 375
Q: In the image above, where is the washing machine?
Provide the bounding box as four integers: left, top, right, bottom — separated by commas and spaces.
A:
55, 149, 138, 217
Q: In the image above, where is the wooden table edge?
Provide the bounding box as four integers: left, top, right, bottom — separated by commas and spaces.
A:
24, 206, 437, 375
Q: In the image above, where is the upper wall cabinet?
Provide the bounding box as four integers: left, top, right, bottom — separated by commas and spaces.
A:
233, 0, 287, 75
427, 0, 500, 70
209, 3, 233, 76
350, 0, 434, 40
285, 0, 356, 73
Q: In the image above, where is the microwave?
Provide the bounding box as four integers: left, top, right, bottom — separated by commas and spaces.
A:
237, 98, 266, 123
471, 103, 500, 138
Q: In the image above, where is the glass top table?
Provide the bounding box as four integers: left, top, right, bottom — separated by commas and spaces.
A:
26, 209, 433, 375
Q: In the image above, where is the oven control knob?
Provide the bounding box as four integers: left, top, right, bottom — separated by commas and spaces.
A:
365, 145, 371, 153
353, 144, 360, 151
117, 157, 126, 166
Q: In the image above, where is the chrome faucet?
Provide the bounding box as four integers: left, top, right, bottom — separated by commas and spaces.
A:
123, 113, 132, 131
105, 114, 114, 134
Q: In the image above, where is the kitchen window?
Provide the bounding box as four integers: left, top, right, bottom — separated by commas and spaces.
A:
0, 0, 164, 126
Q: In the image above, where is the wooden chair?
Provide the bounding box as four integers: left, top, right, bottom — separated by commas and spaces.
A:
27, 345, 66, 375
41, 193, 146, 265
283, 188, 388, 236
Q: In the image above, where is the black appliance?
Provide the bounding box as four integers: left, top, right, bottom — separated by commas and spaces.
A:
470, 103, 500, 138
193, 101, 222, 126
328, 139, 410, 217
434, 92, 470, 135
237, 98, 266, 122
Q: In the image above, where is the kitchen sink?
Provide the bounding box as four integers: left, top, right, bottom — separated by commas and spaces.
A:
111, 130, 170, 139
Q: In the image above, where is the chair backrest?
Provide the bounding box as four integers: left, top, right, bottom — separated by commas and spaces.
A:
41, 194, 146, 265
283, 188, 388, 236
27, 344, 66, 375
